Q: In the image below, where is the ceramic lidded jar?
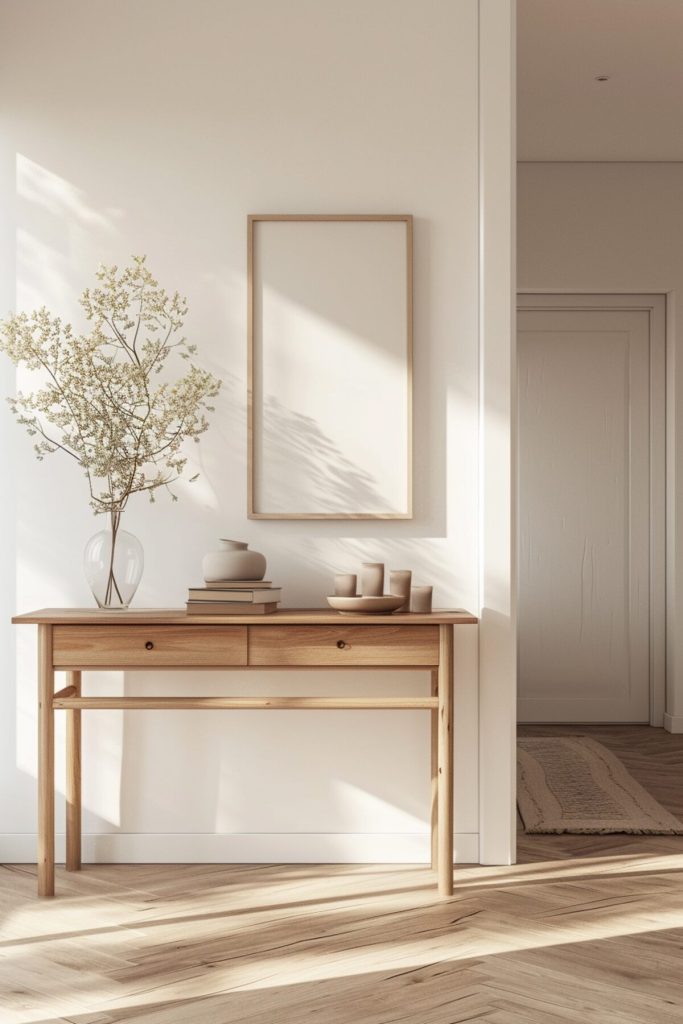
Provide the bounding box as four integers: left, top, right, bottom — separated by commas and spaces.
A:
202, 539, 267, 582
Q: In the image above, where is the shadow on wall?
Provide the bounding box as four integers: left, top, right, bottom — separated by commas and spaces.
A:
158, 369, 463, 607
115, 670, 434, 840
16, 155, 123, 311
256, 395, 393, 515
8, 155, 478, 850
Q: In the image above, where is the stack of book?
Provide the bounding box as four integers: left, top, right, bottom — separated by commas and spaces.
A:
186, 581, 282, 615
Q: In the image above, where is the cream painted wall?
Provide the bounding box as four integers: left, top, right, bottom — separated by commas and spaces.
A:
0, 0, 515, 864
517, 161, 683, 733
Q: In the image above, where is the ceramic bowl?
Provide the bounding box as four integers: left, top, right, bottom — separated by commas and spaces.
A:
326, 595, 405, 615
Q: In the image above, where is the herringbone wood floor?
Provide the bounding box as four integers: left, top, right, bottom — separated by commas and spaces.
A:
2, 726, 683, 1024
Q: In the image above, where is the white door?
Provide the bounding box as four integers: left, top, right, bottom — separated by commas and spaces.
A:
517, 302, 663, 723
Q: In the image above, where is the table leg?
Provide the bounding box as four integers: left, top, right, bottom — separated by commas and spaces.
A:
437, 625, 453, 896
66, 670, 82, 871
430, 669, 438, 871
37, 624, 55, 897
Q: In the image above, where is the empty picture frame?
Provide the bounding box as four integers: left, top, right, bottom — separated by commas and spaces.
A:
248, 214, 413, 519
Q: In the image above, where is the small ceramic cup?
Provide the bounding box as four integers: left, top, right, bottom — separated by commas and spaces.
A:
334, 573, 357, 597
361, 562, 384, 597
389, 569, 412, 612
410, 585, 433, 613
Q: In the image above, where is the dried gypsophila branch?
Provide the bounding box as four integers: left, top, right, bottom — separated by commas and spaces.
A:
0, 256, 222, 517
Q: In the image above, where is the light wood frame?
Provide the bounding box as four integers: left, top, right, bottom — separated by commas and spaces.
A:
247, 214, 414, 519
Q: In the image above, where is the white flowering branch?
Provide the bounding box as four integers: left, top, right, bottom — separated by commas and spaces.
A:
0, 256, 222, 520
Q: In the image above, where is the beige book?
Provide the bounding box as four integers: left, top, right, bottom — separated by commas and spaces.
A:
199, 580, 273, 589
188, 587, 282, 603
186, 601, 279, 615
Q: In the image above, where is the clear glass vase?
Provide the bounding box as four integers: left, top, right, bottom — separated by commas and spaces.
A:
84, 513, 144, 609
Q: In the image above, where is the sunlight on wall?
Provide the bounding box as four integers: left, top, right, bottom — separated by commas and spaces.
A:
18, 155, 113, 228
3, 0, 485, 853
11, 155, 126, 827
16, 154, 121, 310
256, 283, 407, 514
331, 780, 426, 833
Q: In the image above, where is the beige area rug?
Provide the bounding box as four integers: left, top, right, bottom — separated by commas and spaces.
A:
517, 736, 683, 834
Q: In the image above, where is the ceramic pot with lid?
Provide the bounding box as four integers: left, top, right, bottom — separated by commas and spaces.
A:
202, 539, 267, 582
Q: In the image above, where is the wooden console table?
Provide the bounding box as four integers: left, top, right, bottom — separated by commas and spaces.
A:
12, 608, 477, 898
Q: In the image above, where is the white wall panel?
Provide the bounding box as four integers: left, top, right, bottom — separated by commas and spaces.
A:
0, 0, 514, 862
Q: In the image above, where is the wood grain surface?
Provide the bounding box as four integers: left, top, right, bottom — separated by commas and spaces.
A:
249, 624, 440, 666
13, 607, 478, 626
52, 624, 248, 668
2, 727, 682, 1022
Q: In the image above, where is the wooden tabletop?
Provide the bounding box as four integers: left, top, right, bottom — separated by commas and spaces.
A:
12, 607, 478, 626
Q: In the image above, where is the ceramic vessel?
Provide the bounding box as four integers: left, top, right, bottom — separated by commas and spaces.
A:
389, 569, 412, 612
327, 595, 404, 615
84, 523, 144, 608
410, 585, 433, 613
360, 562, 384, 597
334, 573, 357, 597
202, 539, 267, 582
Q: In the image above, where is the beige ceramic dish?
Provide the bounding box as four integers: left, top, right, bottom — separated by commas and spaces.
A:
326, 595, 405, 615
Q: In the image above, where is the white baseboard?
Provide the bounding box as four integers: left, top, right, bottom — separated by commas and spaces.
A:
663, 712, 683, 734
0, 832, 480, 865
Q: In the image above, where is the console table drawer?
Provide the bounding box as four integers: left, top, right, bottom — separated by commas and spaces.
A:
249, 625, 439, 666
53, 625, 248, 668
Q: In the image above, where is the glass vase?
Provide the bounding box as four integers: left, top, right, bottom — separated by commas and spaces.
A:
84, 513, 144, 609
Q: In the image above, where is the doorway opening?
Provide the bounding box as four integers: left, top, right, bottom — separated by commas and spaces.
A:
514, 293, 679, 861
516, 294, 665, 727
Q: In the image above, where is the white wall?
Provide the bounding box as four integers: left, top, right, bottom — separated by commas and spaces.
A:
478, 0, 517, 863
518, 161, 683, 732
0, 0, 515, 864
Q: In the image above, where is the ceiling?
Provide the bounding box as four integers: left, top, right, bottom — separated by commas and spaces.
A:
518, 0, 683, 160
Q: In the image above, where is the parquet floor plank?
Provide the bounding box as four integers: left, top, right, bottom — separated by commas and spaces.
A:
1, 726, 682, 1023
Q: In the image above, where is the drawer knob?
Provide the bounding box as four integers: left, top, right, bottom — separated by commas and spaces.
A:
336, 640, 348, 650
145, 641, 154, 650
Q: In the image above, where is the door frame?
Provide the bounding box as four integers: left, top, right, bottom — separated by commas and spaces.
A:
517, 293, 666, 727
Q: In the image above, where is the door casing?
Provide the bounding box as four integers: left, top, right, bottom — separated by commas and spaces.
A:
516, 293, 666, 726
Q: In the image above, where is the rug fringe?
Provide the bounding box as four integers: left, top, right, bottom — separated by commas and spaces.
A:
521, 822, 683, 835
